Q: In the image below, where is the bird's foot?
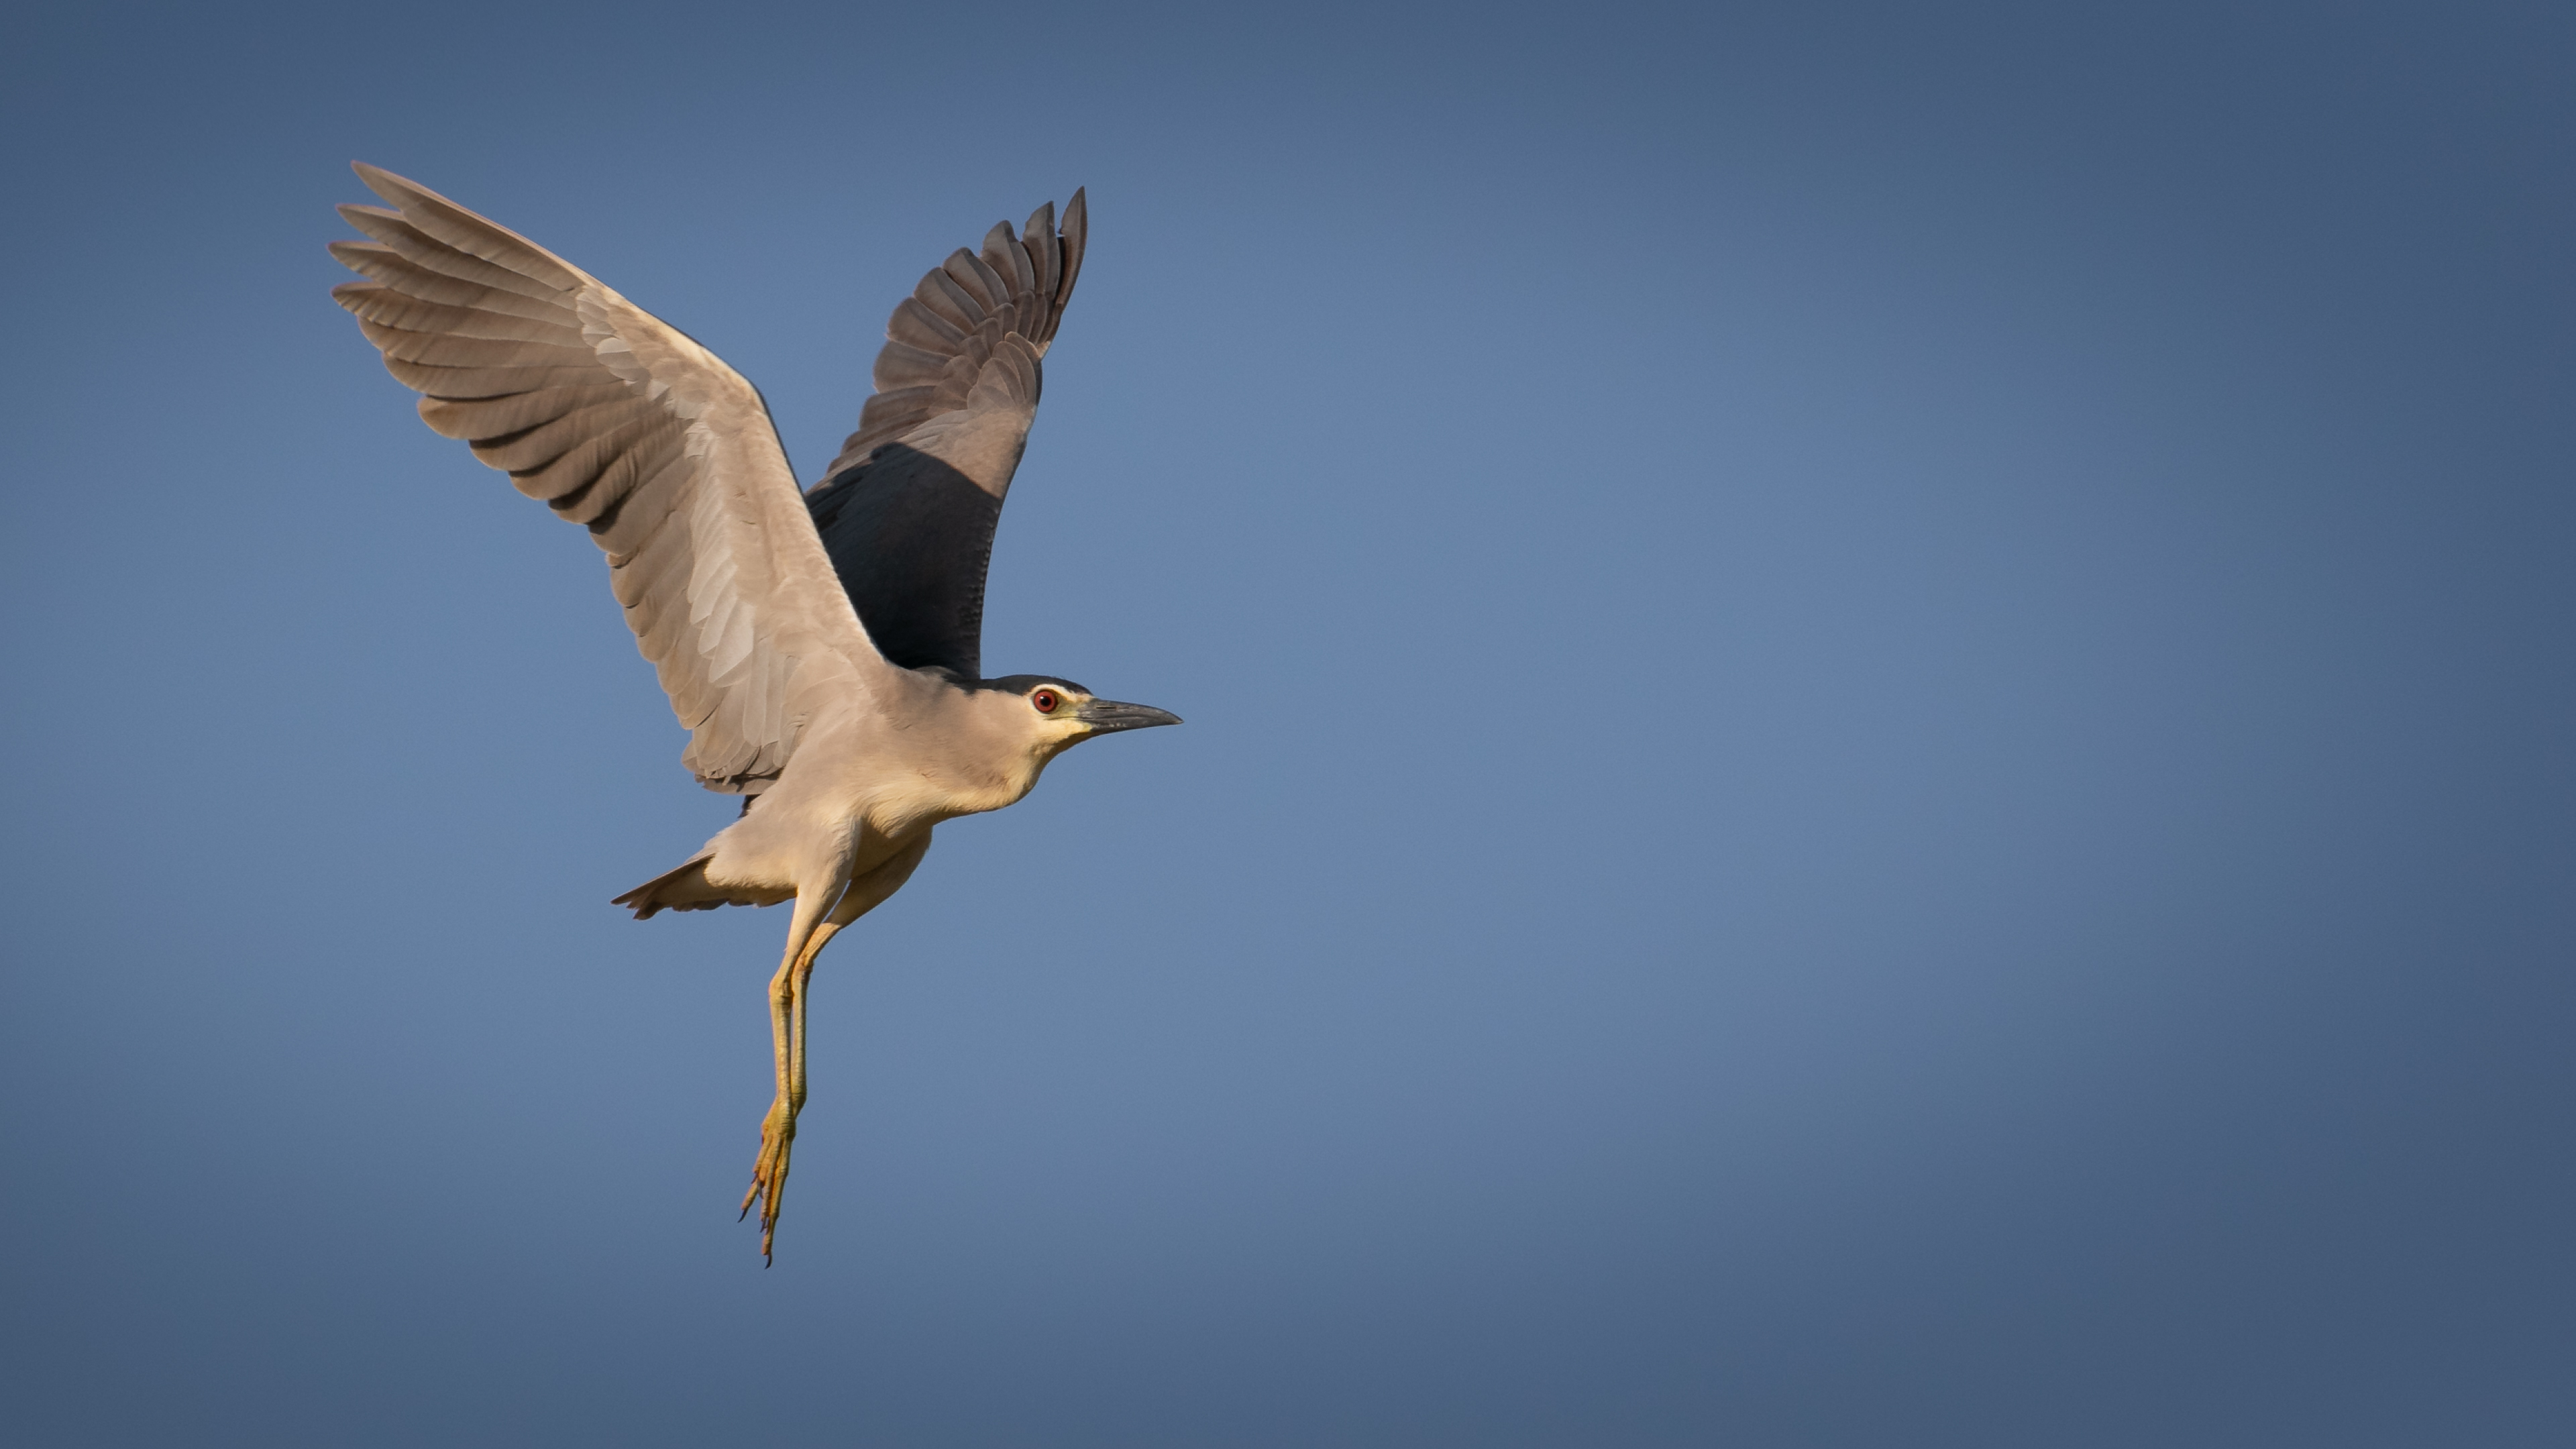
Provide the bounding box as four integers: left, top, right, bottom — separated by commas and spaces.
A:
739, 1104, 796, 1263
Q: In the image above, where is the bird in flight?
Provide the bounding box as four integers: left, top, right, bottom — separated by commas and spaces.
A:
328, 163, 1179, 1260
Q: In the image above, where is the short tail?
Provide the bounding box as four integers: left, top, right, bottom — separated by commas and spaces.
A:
612, 854, 785, 920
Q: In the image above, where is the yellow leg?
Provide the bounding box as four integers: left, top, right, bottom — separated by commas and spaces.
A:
733, 835, 933, 1263
789, 924, 836, 1122
741, 890, 849, 1263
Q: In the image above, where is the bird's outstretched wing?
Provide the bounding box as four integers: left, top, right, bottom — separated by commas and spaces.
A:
329, 163, 885, 794
804, 191, 1087, 678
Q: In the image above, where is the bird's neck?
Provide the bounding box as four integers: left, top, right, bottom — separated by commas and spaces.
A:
863, 682, 1056, 828
927, 753, 1049, 819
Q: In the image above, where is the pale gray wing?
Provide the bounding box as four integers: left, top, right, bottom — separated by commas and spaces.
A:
803, 191, 1086, 678
329, 162, 888, 794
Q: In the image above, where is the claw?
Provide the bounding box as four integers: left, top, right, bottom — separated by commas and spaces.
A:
739, 1107, 796, 1258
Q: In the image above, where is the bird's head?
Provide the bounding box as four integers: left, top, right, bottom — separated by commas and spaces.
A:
975, 674, 1182, 763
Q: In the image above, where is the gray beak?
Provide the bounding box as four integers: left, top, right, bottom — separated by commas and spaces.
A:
1076, 699, 1183, 734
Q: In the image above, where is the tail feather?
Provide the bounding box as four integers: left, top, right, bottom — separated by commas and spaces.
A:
612, 855, 786, 920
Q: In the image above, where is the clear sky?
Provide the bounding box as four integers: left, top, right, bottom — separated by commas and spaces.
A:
4, 1, 2573, 1444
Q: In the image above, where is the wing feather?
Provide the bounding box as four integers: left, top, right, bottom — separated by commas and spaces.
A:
943, 249, 1009, 314
871, 340, 955, 391
354, 321, 596, 368
803, 190, 1085, 679
914, 268, 983, 333
888, 296, 965, 351
330, 162, 885, 794
982, 221, 1036, 296
417, 381, 634, 441
329, 241, 575, 323
1020, 202, 1060, 309
468, 396, 665, 474
337, 205, 568, 303
380, 357, 605, 397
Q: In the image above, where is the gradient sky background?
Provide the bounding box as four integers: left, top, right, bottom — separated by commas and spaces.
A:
4, 1, 2573, 1444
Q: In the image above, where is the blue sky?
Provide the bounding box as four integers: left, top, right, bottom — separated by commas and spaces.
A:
4, 2, 2573, 1444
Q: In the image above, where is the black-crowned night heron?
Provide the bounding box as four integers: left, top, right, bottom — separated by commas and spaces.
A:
329, 164, 1177, 1260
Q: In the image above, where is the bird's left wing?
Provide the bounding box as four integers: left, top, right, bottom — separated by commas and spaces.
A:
803, 192, 1086, 678
329, 163, 888, 794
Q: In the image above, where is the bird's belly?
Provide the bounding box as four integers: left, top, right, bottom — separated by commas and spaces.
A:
694, 713, 1008, 896
698, 785, 901, 894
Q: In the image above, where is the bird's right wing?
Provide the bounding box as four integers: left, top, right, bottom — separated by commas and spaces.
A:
329, 163, 888, 794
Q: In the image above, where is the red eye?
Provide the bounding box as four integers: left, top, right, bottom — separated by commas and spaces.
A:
1032, 690, 1060, 714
